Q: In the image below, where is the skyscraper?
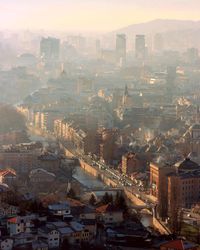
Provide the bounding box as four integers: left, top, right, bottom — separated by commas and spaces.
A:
166, 66, 177, 102
40, 37, 60, 61
96, 39, 101, 56
116, 34, 126, 65
154, 33, 164, 53
135, 35, 145, 60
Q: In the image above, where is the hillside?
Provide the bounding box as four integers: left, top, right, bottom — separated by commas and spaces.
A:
112, 19, 200, 36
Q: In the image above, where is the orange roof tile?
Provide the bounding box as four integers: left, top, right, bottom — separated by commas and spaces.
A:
160, 240, 184, 250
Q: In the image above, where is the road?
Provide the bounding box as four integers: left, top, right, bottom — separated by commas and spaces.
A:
28, 126, 156, 210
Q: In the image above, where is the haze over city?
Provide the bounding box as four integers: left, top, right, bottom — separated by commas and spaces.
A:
1, 1, 200, 250
0, 0, 200, 31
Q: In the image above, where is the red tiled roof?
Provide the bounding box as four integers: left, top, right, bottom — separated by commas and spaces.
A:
96, 203, 121, 213
66, 198, 84, 207
0, 169, 16, 177
8, 217, 17, 224
160, 240, 184, 250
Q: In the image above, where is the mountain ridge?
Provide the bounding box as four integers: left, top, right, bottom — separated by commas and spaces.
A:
110, 19, 200, 35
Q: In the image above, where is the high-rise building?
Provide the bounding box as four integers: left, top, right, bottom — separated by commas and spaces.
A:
40, 37, 60, 61
135, 35, 145, 60
96, 39, 101, 56
186, 48, 199, 64
166, 66, 177, 101
116, 34, 126, 65
150, 158, 200, 220
150, 162, 174, 218
153, 33, 164, 53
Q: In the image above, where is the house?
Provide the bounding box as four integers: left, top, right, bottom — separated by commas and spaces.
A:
0, 169, 16, 185
0, 183, 9, 193
0, 203, 19, 218
7, 216, 35, 236
38, 224, 60, 249
96, 203, 124, 225
57, 227, 74, 244
48, 201, 71, 219
159, 239, 199, 250
0, 238, 13, 250
79, 206, 96, 220
29, 168, 56, 184
46, 222, 74, 245
37, 153, 61, 173
13, 232, 36, 247
70, 221, 90, 244
32, 240, 48, 250
80, 219, 97, 239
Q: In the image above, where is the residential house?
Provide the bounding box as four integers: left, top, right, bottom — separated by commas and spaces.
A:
70, 221, 90, 244
0, 169, 16, 185
32, 240, 48, 250
48, 201, 71, 219
0, 238, 13, 250
159, 239, 199, 250
13, 232, 36, 247
0, 203, 19, 218
96, 203, 124, 225
38, 224, 60, 249
7, 216, 35, 236
29, 168, 56, 184
80, 219, 97, 240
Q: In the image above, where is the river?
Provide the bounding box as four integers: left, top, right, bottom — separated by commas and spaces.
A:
74, 166, 106, 189
74, 166, 153, 228
28, 128, 153, 228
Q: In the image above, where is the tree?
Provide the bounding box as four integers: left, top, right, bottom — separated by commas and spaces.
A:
67, 188, 76, 199
101, 192, 113, 205
61, 239, 70, 250
89, 194, 97, 206
114, 191, 127, 211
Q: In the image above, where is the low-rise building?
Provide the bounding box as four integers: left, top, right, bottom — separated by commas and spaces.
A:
0, 169, 17, 185
96, 203, 123, 225
0, 203, 19, 218
0, 238, 13, 250
48, 201, 71, 219
32, 240, 48, 250
29, 168, 56, 184
38, 224, 60, 249
70, 221, 90, 244
7, 216, 35, 236
122, 152, 146, 176
159, 239, 199, 250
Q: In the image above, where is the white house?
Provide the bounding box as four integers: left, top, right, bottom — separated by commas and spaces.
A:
38, 224, 60, 249
48, 201, 71, 219
0, 238, 13, 250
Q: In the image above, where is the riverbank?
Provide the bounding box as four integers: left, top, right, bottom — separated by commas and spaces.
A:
27, 126, 170, 234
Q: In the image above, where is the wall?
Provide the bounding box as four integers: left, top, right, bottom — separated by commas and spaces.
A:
153, 217, 171, 234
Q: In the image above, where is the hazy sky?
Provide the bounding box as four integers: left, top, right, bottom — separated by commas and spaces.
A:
0, 0, 199, 31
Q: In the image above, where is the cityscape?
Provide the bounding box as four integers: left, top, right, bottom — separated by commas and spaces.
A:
0, 0, 200, 249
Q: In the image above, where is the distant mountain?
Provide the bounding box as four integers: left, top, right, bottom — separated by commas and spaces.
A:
104, 19, 200, 51
112, 19, 200, 35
